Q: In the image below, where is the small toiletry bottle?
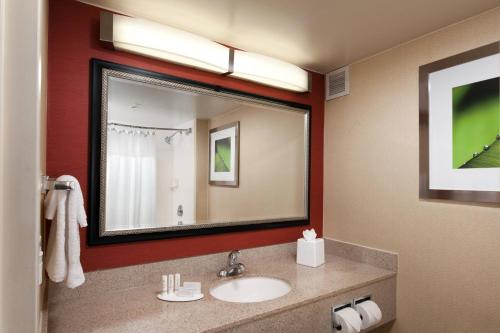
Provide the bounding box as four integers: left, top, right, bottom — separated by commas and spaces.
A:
174, 273, 181, 292
162, 275, 168, 295
168, 274, 174, 295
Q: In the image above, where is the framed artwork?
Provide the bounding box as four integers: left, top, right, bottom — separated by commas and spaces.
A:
209, 121, 240, 187
419, 41, 500, 203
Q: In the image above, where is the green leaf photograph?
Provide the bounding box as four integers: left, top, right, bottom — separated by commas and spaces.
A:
209, 121, 239, 186
214, 137, 231, 172
452, 77, 500, 169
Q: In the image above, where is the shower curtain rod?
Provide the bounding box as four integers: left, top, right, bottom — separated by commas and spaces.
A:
108, 122, 191, 132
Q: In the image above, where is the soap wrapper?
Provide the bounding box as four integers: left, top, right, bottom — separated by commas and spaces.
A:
182, 282, 201, 294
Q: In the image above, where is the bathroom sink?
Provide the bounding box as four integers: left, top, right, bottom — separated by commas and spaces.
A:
210, 276, 291, 303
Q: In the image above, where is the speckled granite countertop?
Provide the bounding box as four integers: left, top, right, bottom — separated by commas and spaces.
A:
47, 239, 397, 333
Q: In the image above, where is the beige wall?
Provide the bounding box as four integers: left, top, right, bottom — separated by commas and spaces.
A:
197, 105, 306, 222
0, 0, 4, 328
0, 0, 47, 332
324, 7, 500, 333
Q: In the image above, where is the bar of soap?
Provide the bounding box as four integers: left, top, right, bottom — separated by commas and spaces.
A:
182, 282, 201, 294
175, 288, 194, 298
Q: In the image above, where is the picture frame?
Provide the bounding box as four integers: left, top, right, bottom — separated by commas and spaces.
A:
419, 41, 500, 203
209, 121, 240, 187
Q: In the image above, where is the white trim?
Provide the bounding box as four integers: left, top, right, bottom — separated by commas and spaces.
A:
0, 0, 45, 332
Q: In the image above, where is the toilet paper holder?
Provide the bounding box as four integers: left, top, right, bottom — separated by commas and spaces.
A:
354, 295, 371, 307
331, 295, 372, 332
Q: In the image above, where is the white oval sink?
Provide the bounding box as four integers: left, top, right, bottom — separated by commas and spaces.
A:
210, 276, 291, 303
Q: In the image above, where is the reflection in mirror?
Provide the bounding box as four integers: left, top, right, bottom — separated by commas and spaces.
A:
96, 65, 309, 239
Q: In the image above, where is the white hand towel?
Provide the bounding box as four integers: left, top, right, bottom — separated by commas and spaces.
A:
45, 175, 87, 288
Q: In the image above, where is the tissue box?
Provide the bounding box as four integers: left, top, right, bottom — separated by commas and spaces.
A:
296, 238, 325, 267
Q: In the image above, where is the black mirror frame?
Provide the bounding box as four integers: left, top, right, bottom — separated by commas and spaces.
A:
88, 58, 311, 245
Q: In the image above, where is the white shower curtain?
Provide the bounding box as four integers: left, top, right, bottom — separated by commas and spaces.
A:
106, 127, 157, 230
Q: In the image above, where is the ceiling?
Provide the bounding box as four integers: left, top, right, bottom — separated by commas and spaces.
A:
79, 0, 500, 73
108, 77, 242, 127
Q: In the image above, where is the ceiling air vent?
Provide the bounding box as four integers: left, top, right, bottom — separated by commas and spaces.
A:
325, 66, 349, 100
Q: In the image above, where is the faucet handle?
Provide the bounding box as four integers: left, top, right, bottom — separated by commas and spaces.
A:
228, 250, 240, 266
217, 251, 245, 278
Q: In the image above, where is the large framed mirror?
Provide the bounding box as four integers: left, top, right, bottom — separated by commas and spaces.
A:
89, 59, 311, 245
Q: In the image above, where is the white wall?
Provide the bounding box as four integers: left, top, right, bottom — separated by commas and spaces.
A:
155, 132, 174, 226
171, 119, 196, 225
0, 0, 47, 332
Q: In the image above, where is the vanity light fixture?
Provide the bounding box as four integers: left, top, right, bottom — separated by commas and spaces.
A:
100, 12, 310, 92
230, 50, 310, 92
100, 12, 230, 74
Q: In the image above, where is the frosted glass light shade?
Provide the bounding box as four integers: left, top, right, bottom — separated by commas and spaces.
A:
108, 14, 230, 74
230, 50, 310, 92
100, 13, 310, 91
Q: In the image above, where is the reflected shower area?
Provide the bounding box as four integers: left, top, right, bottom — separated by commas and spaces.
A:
101, 73, 309, 235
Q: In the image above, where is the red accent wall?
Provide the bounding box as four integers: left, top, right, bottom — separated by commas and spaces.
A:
47, 0, 324, 272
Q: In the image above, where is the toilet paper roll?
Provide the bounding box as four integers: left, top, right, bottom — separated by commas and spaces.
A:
357, 300, 382, 329
334, 307, 362, 333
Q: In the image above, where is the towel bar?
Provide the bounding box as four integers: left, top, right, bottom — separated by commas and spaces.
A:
41, 175, 75, 193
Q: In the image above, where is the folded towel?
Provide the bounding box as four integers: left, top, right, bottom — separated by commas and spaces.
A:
45, 175, 87, 288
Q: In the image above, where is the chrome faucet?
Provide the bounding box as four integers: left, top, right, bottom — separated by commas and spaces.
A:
218, 250, 246, 277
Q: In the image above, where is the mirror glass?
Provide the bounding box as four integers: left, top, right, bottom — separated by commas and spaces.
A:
95, 64, 309, 238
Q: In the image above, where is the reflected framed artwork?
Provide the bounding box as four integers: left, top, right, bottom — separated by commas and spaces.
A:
419, 41, 500, 203
209, 122, 240, 187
